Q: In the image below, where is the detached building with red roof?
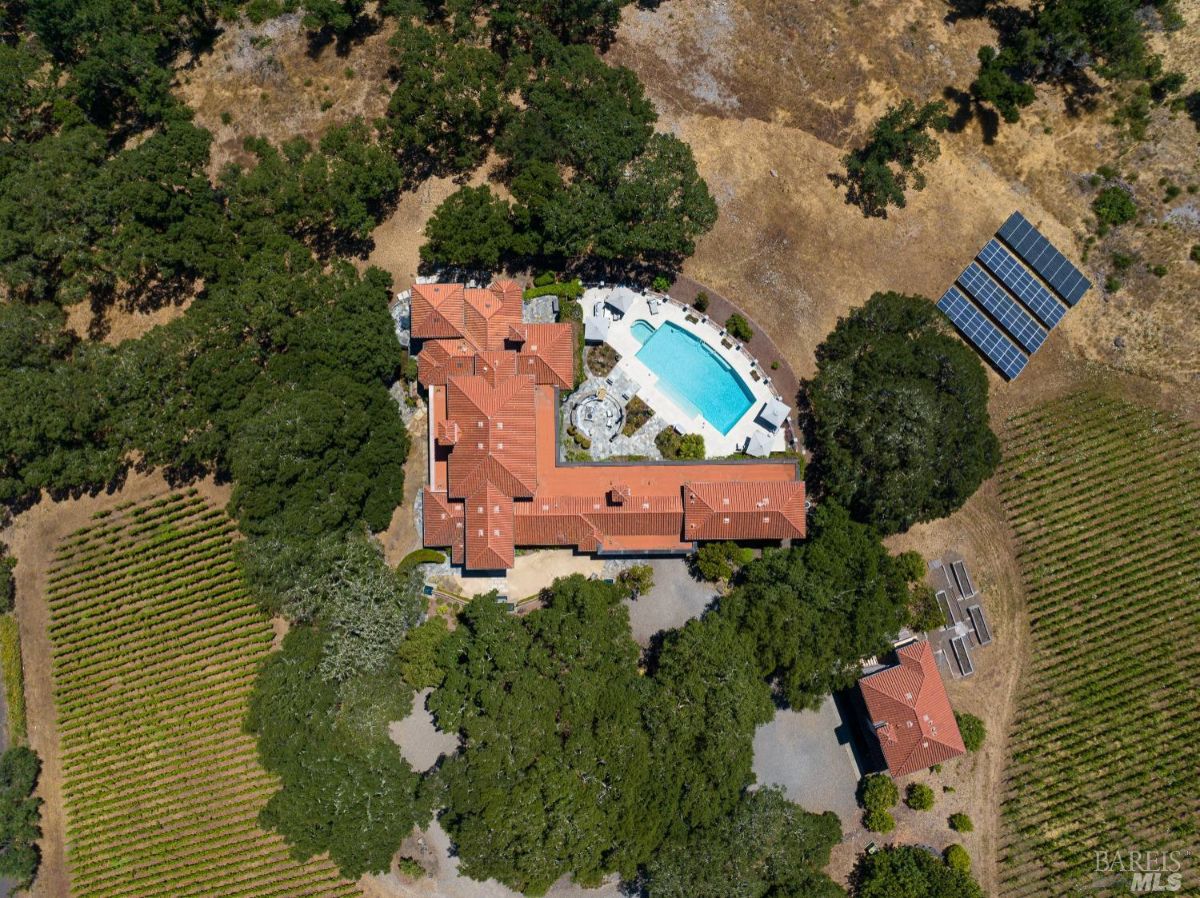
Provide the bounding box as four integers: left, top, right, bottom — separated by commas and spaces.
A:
858, 640, 965, 777
410, 280, 807, 572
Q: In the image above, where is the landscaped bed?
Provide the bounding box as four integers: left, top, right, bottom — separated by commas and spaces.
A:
621, 396, 653, 436
586, 343, 621, 378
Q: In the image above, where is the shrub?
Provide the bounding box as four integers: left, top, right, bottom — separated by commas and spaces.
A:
655, 426, 704, 459
945, 844, 971, 872
1105, 276, 1122, 293
567, 425, 591, 451
949, 812, 974, 832
1096, 164, 1120, 180
533, 272, 556, 287
399, 351, 419, 383
693, 291, 709, 313
1092, 187, 1137, 227
905, 782, 935, 810
0, 556, 13, 614
956, 711, 985, 752
397, 549, 446, 573
725, 313, 753, 342
652, 275, 671, 293
1150, 263, 1168, 277
859, 773, 899, 812
1191, 245, 1200, 264
397, 856, 425, 878
863, 808, 895, 833
907, 584, 945, 633
525, 279, 585, 301
693, 541, 752, 582
616, 564, 655, 598
1151, 72, 1186, 103
1111, 251, 1136, 271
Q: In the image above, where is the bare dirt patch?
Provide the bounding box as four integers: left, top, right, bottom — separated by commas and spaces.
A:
176, 11, 397, 176
0, 472, 230, 898
63, 295, 194, 346
611, 0, 1199, 388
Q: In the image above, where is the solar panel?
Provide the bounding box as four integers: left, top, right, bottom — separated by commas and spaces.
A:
937, 287, 1029, 380
957, 263, 1047, 354
977, 240, 1067, 330
967, 605, 992, 646
997, 212, 1092, 305
950, 635, 974, 677
952, 560, 977, 599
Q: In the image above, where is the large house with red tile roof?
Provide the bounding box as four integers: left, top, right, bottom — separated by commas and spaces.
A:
411, 280, 806, 571
858, 640, 965, 777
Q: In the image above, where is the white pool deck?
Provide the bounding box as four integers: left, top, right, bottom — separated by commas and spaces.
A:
581, 287, 790, 457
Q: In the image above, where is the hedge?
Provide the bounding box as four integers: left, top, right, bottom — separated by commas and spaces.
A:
0, 614, 27, 744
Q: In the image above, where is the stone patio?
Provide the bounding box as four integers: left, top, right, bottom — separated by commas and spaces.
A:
560, 374, 669, 461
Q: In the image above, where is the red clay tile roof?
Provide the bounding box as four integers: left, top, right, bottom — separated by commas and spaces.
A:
416, 283, 806, 571
411, 283, 466, 339
682, 481, 806, 541
511, 323, 577, 389
422, 490, 464, 562
859, 641, 965, 777
464, 283, 523, 351
417, 339, 475, 387
464, 485, 515, 570
445, 374, 538, 500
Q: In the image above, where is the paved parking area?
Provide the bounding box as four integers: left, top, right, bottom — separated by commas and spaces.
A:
752, 695, 864, 828
621, 557, 717, 646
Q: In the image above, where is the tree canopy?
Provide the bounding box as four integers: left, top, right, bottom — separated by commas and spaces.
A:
717, 503, 917, 709
430, 577, 654, 894
642, 787, 844, 898
0, 747, 42, 888
839, 100, 948, 218
804, 291, 1000, 534
853, 845, 984, 898
246, 627, 430, 878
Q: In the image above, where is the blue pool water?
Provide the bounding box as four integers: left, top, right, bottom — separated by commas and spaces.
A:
630, 320, 655, 344
633, 320, 754, 434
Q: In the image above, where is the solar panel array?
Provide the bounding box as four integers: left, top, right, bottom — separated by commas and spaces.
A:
978, 240, 1066, 329
997, 212, 1092, 304
937, 287, 1028, 379
937, 212, 1091, 380
958, 263, 1047, 354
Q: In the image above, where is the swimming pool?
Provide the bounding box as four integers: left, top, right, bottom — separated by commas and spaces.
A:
633, 320, 754, 434
631, 320, 655, 344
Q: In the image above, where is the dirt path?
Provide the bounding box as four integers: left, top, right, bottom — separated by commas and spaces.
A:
0, 472, 231, 898
380, 403, 429, 566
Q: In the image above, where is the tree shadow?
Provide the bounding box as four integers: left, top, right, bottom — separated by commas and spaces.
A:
305, 12, 385, 59
942, 0, 999, 24
826, 170, 890, 220
1186, 92, 1200, 130
942, 86, 1000, 145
